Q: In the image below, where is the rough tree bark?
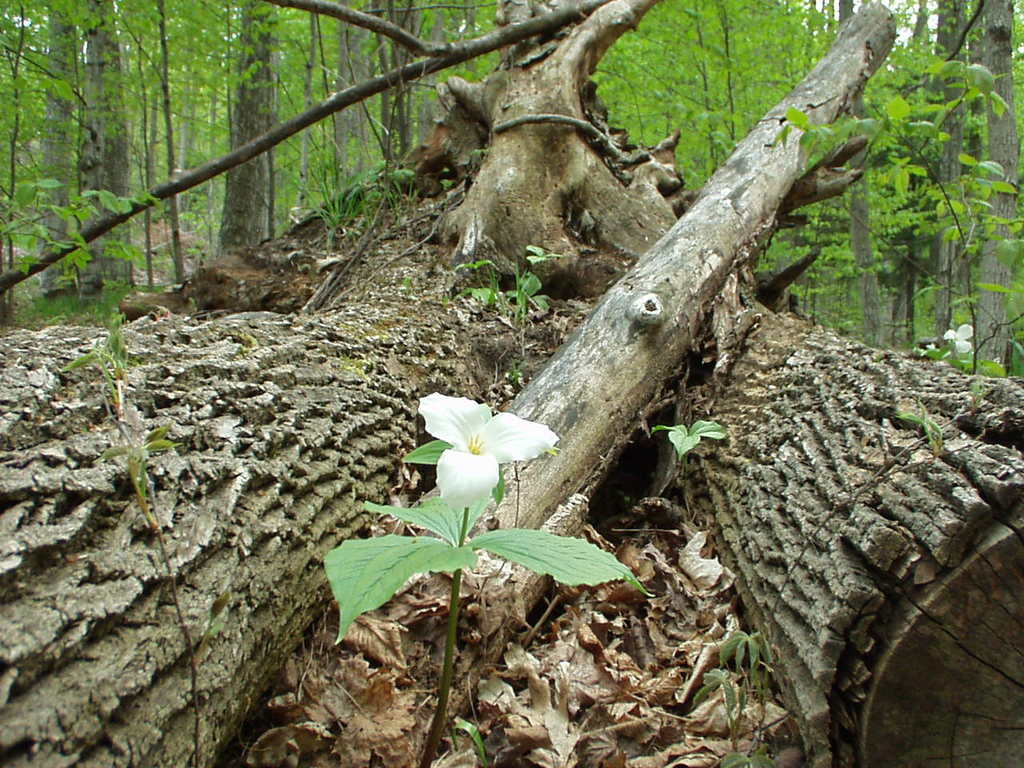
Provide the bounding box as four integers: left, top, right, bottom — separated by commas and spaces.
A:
693, 312, 1024, 768
0, 267, 485, 768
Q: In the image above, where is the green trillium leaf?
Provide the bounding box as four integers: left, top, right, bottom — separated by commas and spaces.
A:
364, 496, 491, 547
325, 535, 476, 640
688, 420, 727, 439
364, 498, 463, 545
470, 528, 648, 594
403, 439, 453, 465
668, 431, 700, 458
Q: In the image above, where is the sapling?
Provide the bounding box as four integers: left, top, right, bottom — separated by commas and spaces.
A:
653, 420, 727, 473
323, 393, 646, 767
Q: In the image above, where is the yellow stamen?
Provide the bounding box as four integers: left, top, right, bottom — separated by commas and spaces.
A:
467, 435, 484, 455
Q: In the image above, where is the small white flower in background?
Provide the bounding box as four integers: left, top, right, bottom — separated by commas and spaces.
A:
943, 324, 973, 355
419, 393, 558, 509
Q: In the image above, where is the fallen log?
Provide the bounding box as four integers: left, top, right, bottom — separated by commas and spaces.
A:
692, 312, 1024, 768
0, 272, 483, 768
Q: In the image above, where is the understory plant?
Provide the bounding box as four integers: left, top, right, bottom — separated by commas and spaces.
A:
457, 245, 563, 328
324, 393, 645, 767
653, 420, 727, 472
694, 630, 775, 767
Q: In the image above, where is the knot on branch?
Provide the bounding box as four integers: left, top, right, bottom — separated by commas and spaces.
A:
628, 293, 664, 327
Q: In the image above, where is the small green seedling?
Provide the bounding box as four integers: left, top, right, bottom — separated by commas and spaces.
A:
896, 408, 944, 456
694, 630, 775, 763
652, 420, 726, 472
453, 717, 489, 767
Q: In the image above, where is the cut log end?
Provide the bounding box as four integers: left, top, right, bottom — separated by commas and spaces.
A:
858, 517, 1024, 767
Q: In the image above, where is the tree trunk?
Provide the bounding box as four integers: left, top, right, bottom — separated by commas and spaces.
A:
693, 311, 1024, 768
157, 0, 186, 284
39, 9, 76, 297
932, 0, 966, 337
0, 269, 481, 768
976, 0, 1018, 365
841, 0, 881, 346
437, 0, 678, 274
81, 0, 131, 294
335, 21, 370, 177
219, 2, 276, 254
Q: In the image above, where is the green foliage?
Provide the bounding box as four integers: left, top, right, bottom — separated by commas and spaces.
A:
652, 420, 726, 472
330, 496, 647, 640
453, 718, 489, 767
326, 535, 479, 639
14, 281, 135, 329
403, 439, 453, 465
64, 314, 132, 411
471, 528, 644, 591
896, 407, 943, 456
457, 245, 564, 328
694, 630, 774, 760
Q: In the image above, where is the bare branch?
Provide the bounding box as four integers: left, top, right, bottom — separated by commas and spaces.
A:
0, 0, 614, 296
264, 0, 447, 56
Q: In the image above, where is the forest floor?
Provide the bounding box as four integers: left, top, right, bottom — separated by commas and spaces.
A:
31, 194, 802, 768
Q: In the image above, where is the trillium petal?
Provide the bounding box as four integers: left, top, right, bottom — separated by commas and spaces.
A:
955, 339, 972, 355
419, 393, 491, 451
956, 324, 973, 340
437, 449, 499, 509
481, 412, 559, 462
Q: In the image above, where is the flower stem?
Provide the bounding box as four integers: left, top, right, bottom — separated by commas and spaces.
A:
419, 506, 472, 768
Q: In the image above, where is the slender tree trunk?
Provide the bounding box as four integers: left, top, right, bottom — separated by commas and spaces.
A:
296, 13, 316, 212
977, 0, 1018, 364
932, 0, 965, 337
335, 22, 371, 177
138, 44, 155, 288
912, 0, 929, 40
39, 8, 76, 297
840, 0, 881, 345
157, 0, 185, 283
1, 4, 27, 320
219, 2, 275, 253
81, 0, 132, 294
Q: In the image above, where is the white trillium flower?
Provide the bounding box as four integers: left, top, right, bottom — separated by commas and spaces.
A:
419, 393, 558, 509
943, 324, 973, 355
